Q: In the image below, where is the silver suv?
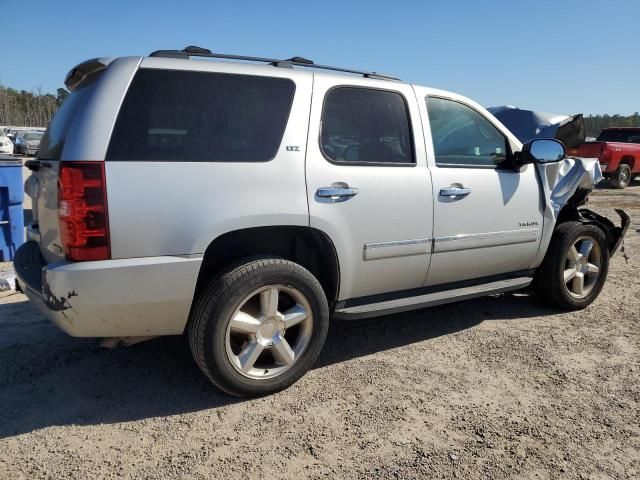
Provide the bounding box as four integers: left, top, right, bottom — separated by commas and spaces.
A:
14, 46, 629, 396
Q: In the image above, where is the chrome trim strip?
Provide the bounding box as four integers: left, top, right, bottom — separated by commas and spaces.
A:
433, 228, 539, 253
363, 238, 431, 261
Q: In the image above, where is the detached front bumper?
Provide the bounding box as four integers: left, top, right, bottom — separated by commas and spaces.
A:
13, 241, 202, 337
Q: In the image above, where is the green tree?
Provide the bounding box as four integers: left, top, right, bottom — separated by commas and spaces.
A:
56, 88, 70, 106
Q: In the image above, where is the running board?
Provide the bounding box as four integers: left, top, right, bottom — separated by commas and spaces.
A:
333, 276, 533, 320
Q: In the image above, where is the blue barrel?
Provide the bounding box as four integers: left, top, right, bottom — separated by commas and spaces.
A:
0, 158, 25, 261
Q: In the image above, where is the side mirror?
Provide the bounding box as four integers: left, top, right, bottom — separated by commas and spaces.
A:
516, 138, 566, 167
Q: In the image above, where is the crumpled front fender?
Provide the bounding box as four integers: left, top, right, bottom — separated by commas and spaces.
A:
531, 157, 630, 268
575, 208, 631, 257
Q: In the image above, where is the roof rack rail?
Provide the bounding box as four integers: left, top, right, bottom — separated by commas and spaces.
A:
148, 46, 401, 81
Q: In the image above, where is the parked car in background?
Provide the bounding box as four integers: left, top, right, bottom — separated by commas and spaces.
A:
14, 47, 630, 397
12, 131, 26, 152
0, 129, 14, 154
14, 130, 43, 156
567, 128, 640, 189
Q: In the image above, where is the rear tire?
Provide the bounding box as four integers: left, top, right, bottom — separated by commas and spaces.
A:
534, 221, 609, 310
188, 257, 329, 397
609, 164, 631, 189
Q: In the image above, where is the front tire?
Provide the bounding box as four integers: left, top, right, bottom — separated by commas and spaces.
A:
609, 164, 631, 189
188, 257, 329, 397
534, 221, 609, 310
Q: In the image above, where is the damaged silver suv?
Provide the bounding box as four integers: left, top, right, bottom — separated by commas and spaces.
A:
14, 47, 630, 396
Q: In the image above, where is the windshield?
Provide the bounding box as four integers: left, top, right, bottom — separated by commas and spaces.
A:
24, 132, 43, 141
596, 129, 640, 143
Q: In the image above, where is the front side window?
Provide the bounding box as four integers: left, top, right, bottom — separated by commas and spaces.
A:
321, 87, 414, 164
107, 69, 295, 162
426, 97, 508, 167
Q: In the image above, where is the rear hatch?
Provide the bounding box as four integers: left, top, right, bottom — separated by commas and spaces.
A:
27, 68, 103, 264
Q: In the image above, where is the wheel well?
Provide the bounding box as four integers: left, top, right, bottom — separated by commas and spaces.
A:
192, 226, 340, 307
620, 155, 636, 171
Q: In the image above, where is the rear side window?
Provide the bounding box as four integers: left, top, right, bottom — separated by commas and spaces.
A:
38, 80, 96, 160
321, 87, 414, 164
427, 97, 508, 167
107, 69, 295, 162
596, 129, 640, 143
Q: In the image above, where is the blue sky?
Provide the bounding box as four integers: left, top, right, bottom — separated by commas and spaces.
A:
2, 0, 638, 115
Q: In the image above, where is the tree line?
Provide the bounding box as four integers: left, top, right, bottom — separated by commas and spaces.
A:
1, 84, 638, 138
0, 85, 69, 127
583, 113, 640, 138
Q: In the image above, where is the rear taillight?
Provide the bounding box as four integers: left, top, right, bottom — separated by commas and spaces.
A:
58, 162, 110, 261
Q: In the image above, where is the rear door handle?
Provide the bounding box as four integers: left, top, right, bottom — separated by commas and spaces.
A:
439, 187, 471, 197
317, 186, 359, 201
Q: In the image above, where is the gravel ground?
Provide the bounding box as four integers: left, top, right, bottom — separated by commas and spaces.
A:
0, 183, 638, 479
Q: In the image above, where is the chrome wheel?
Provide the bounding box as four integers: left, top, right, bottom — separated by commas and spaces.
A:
620, 168, 630, 185
563, 236, 601, 299
225, 285, 313, 380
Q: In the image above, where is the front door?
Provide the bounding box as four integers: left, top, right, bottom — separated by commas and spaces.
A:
305, 78, 433, 300
419, 94, 544, 287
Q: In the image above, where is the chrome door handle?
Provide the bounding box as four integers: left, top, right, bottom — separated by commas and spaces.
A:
439, 187, 471, 197
317, 187, 359, 198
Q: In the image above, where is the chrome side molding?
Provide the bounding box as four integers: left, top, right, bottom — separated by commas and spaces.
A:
363, 238, 431, 261
433, 228, 538, 253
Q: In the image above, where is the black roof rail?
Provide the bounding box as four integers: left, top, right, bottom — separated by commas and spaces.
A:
148, 46, 401, 81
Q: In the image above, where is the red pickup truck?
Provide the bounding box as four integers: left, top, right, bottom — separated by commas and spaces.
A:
567, 128, 640, 189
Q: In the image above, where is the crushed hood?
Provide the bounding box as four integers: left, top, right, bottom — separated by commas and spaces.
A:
488, 105, 586, 148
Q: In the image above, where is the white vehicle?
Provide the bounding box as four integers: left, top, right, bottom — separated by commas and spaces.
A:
14, 47, 629, 396
0, 128, 13, 154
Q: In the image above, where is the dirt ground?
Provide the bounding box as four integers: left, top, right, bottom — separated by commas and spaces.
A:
1, 183, 638, 480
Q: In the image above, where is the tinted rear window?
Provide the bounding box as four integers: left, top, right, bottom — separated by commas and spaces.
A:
321, 87, 414, 164
596, 130, 640, 143
106, 69, 295, 162
38, 81, 96, 160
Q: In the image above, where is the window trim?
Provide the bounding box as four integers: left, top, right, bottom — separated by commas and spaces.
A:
425, 95, 513, 170
105, 68, 297, 163
319, 85, 417, 167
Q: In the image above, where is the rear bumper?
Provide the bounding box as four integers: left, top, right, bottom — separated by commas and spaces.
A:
14, 241, 202, 337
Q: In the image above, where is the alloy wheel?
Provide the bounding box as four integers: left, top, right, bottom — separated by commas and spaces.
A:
225, 285, 313, 380
563, 236, 601, 299
620, 169, 630, 185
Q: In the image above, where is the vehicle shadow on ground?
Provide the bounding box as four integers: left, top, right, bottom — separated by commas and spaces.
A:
596, 178, 640, 189
0, 292, 555, 439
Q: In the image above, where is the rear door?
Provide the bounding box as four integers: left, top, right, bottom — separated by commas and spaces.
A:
417, 92, 544, 286
305, 76, 433, 301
